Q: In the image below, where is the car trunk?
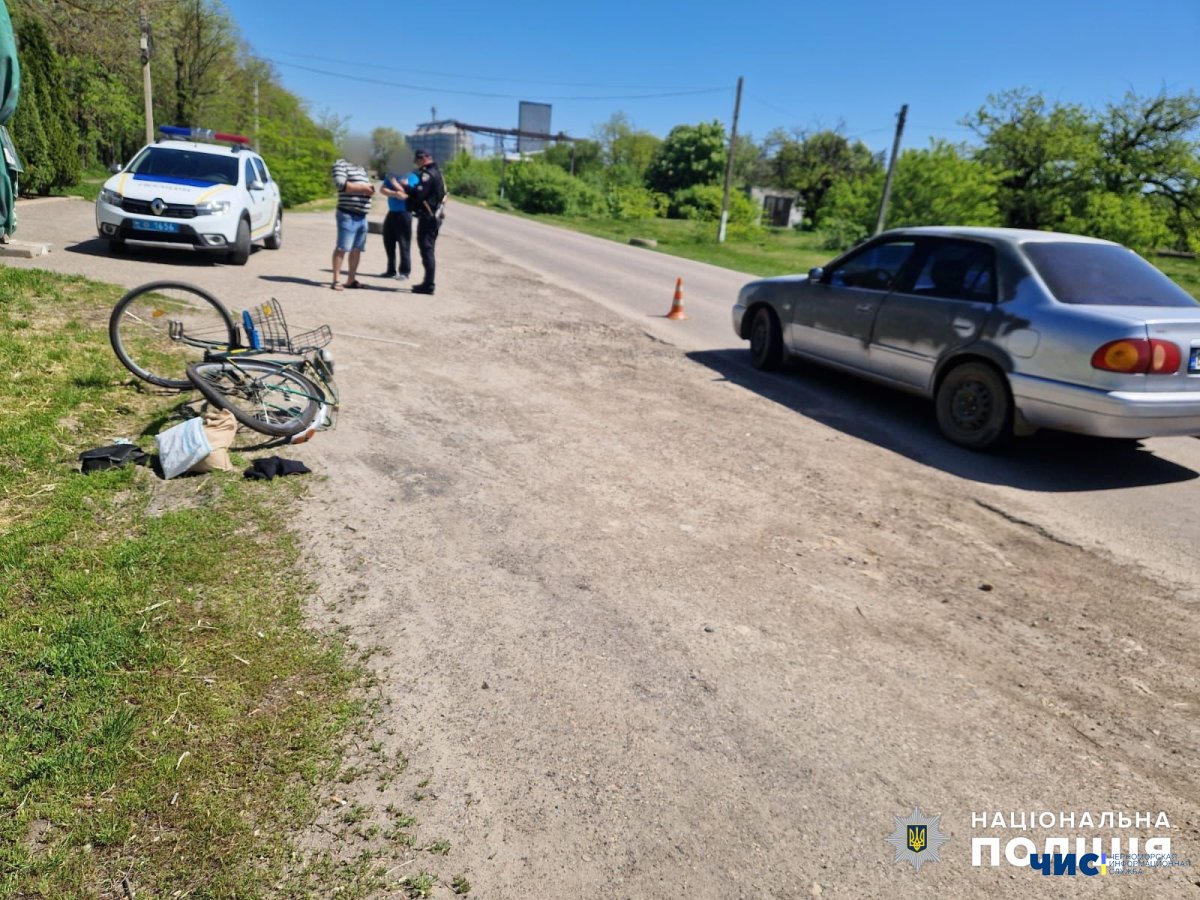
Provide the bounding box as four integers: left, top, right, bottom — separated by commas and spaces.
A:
1094, 306, 1200, 393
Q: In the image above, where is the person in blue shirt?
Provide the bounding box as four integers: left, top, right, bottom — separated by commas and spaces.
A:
379, 169, 418, 280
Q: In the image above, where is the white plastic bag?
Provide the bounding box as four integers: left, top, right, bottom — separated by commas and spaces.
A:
155, 417, 212, 479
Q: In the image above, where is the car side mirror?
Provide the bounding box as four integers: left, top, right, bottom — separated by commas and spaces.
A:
248, 179, 264, 191
108, 163, 122, 174
808, 266, 824, 283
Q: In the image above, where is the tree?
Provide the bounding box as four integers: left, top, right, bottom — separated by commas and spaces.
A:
9, 15, 79, 193
770, 130, 879, 223
731, 132, 769, 187
370, 126, 410, 175
965, 88, 1099, 231
644, 120, 726, 195
1096, 91, 1200, 249
168, 0, 237, 127
886, 141, 1001, 229
541, 138, 603, 179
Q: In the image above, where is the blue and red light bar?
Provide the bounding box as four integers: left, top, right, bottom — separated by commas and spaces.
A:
159, 125, 250, 146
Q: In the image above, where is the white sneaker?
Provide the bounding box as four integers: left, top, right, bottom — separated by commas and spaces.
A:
395, 273, 409, 281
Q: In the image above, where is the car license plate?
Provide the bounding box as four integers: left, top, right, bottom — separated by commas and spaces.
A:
1190, 347, 1200, 374
132, 219, 179, 233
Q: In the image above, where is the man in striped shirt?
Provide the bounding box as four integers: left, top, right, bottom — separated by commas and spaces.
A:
330, 150, 375, 290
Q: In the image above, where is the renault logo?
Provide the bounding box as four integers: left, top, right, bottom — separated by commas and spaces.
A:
150, 198, 166, 216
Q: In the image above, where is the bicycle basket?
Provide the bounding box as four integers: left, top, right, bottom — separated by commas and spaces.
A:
246, 300, 332, 353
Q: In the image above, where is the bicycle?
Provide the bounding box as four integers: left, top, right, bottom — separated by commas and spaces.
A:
109, 281, 338, 442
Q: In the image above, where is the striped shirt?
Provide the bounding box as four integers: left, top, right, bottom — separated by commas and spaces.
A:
331, 159, 372, 216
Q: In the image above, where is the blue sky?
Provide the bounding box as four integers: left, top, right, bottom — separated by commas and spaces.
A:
222, 0, 1199, 157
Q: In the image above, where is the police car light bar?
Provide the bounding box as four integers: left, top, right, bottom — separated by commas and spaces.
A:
158, 125, 250, 146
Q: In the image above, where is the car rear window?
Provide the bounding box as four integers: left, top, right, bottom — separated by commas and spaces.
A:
1025, 242, 1199, 307
129, 147, 239, 186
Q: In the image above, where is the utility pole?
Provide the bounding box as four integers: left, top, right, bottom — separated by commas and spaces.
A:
253, 80, 259, 148
874, 103, 908, 235
717, 75, 744, 244
139, 2, 153, 144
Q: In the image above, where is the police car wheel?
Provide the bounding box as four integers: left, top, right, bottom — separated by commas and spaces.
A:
264, 211, 282, 250
228, 218, 251, 265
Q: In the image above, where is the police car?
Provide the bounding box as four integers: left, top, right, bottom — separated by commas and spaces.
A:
95, 125, 282, 264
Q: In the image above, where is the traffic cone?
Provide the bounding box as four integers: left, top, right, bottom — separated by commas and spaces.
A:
665, 277, 687, 320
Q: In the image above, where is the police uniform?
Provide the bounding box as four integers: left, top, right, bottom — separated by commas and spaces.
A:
405, 154, 446, 295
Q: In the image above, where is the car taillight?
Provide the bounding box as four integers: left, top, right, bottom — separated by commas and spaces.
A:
1091, 339, 1181, 374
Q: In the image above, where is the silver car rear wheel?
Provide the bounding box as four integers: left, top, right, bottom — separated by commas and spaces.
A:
935, 362, 1012, 450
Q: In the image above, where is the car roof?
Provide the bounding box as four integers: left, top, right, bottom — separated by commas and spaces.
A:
879, 225, 1118, 246
145, 139, 255, 157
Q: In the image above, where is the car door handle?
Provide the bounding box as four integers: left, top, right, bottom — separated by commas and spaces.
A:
855, 303, 874, 313
952, 317, 976, 337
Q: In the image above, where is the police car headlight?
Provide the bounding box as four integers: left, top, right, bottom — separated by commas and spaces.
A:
99, 188, 123, 206
195, 199, 232, 215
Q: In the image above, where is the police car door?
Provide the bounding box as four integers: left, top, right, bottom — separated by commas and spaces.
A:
244, 158, 268, 236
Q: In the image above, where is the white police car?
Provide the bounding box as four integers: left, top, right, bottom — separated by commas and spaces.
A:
95, 125, 282, 265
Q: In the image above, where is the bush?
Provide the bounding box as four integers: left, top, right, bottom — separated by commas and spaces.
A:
817, 216, 870, 251
668, 183, 758, 225
443, 152, 498, 199
504, 161, 604, 216
606, 184, 667, 220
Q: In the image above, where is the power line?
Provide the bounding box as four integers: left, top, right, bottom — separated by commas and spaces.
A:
267, 60, 729, 102
262, 50, 725, 92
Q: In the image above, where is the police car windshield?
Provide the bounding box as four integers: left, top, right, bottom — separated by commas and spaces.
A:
128, 147, 239, 186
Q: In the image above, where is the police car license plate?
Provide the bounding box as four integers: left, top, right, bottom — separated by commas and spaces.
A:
1189, 347, 1200, 374
133, 219, 179, 233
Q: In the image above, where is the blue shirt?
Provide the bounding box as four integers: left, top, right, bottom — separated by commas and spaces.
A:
384, 171, 420, 213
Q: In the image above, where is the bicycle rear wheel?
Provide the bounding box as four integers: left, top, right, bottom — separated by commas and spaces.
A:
186, 359, 321, 438
110, 281, 237, 389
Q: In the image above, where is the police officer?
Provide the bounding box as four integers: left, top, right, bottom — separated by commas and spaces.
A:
401, 149, 446, 295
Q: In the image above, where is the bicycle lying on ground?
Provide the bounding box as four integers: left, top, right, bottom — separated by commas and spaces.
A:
109, 281, 338, 442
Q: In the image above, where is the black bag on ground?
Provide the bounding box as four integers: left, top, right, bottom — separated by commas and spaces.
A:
79, 444, 149, 473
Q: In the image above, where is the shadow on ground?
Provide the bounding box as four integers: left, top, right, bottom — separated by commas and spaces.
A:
688, 349, 1198, 492
65, 237, 262, 266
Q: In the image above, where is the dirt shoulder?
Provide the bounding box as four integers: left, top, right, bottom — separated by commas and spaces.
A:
292, 232, 1199, 898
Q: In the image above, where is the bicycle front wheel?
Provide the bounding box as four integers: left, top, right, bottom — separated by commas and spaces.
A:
187, 360, 321, 438
110, 281, 237, 389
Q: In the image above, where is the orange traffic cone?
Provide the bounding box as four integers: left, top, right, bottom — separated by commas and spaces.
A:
665, 277, 687, 320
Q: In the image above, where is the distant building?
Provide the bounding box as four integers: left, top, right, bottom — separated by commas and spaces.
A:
406, 120, 474, 164
746, 187, 804, 228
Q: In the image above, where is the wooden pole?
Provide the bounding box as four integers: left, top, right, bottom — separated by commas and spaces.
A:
874, 104, 908, 235
717, 76, 744, 244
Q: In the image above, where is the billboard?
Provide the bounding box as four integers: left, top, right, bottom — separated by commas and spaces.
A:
517, 101, 552, 154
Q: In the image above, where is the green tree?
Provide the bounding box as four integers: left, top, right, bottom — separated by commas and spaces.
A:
731, 132, 769, 188
370, 126, 410, 175
966, 88, 1100, 231
541, 139, 603, 179
886, 140, 1001, 229
644, 120, 726, 194
10, 14, 79, 193
1096, 91, 1200, 249
770, 130, 880, 224
167, 0, 237, 127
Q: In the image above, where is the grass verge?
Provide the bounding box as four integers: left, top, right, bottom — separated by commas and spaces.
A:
0, 268, 362, 897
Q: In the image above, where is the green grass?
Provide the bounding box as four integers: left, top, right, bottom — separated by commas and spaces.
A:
465, 196, 830, 277
0, 269, 362, 897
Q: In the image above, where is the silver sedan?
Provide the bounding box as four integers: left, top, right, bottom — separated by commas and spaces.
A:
732, 226, 1200, 450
